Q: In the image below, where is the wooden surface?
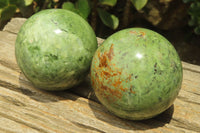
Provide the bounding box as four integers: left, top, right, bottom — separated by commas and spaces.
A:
0, 18, 200, 133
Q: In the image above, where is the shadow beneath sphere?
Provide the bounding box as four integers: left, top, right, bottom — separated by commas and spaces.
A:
88, 94, 174, 131
18, 72, 80, 103
17, 72, 174, 131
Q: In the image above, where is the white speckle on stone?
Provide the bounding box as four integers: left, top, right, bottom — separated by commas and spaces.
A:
54, 29, 62, 34
136, 53, 143, 59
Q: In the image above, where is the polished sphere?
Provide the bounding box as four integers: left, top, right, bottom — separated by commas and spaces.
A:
15, 9, 97, 91
91, 28, 182, 120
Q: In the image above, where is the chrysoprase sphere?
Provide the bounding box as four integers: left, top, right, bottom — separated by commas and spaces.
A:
91, 28, 182, 120
15, 9, 97, 91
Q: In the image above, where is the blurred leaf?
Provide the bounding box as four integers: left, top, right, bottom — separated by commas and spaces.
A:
194, 26, 200, 35
62, 1, 90, 19
183, 0, 195, 3
188, 2, 200, 16
62, 2, 75, 10
19, 4, 33, 17
130, 0, 148, 10
0, 0, 8, 8
188, 17, 196, 26
62, 2, 78, 13
0, 5, 16, 21
97, 8, 119, 29
9, 0, 20, 5
99, 0, 117, 6
76, 0, 91, 19
186, 0, 200, 35
21, 0, 33, 6
12, 0, 33, 7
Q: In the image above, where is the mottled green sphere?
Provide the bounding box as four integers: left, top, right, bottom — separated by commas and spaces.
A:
15, 9, 97, 91
91, 28, 182, 120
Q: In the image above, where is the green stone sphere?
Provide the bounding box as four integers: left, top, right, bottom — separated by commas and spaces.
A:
91, 28, 183, 120
15, 9, 97, 91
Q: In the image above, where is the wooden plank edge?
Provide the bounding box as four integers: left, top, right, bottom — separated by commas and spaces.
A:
0, 63, 200, 132
182, 61, 200, 74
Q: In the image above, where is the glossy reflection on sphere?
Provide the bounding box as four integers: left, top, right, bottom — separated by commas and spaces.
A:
91, 28, 183, 120
15, 9, 97, 91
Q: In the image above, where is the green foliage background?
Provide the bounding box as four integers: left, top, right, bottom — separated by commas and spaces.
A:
0, 0, 200, 35
183, 0, 200, 35
0, 0, 148, 31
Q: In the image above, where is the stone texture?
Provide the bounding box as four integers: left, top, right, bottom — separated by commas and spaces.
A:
91, 28, 183, 120
15, 9, 98, 91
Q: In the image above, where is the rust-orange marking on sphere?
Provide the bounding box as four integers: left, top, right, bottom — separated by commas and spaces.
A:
93, 43, 135, 101
139, 31, 146, 37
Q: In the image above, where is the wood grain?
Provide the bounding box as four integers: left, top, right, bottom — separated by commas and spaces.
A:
0, 18, 200, 133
